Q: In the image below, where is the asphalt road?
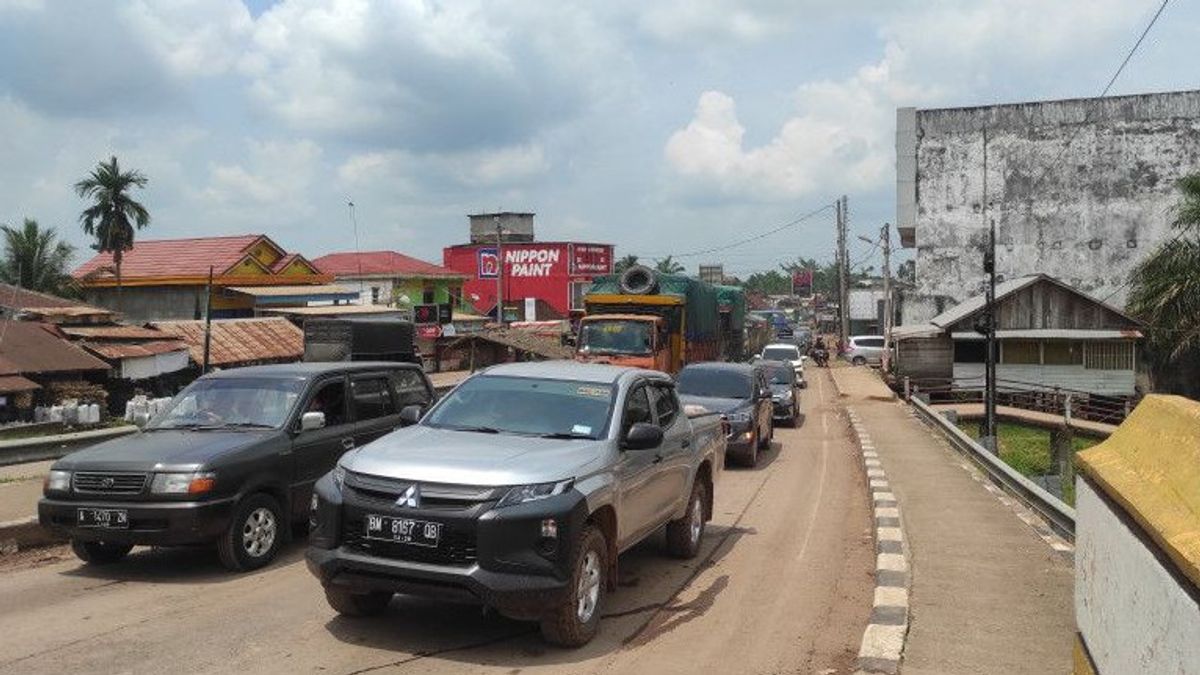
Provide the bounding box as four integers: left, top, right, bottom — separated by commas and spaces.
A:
0, 370, 873, 675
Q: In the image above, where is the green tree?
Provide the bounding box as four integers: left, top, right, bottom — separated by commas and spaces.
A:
653, 255, 685, 274
613, 254, 639, 275
0, 218, 76, 295
75, 156, 150, 309
743, 270, 791, 295
1128, 174, 1200, 396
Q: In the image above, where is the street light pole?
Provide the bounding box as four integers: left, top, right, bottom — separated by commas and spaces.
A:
494, 216, 504, 325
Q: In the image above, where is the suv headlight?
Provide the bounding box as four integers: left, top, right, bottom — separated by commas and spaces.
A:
725, 411, 752, 424
496, 479, 574, 508
45, 470, 71, 493
151, 471, 216, 495
331, 464, 347, 490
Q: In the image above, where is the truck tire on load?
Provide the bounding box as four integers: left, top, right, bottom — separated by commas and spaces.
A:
619, 265, 659, 295
540, 524, 607, 647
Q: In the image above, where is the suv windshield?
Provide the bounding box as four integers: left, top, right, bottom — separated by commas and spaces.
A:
149, 377, 305, 430
424, 375, 613, 439
677, 368, 753, 400
579, 320, 653, 355
763, 347, 799, 361
763, 364, 795, 385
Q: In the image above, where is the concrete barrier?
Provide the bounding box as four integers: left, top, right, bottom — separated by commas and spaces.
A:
1074, 394, 1200, 674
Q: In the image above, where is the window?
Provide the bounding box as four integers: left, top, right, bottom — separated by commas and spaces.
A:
305, 380, 347, 426
351, 377, 396, 421
954, 341, 987, 363
570, 281, 589, 312
622, 385, 653, 436
1085, 341, 1133, 370
1043, 341, 1083, 365
762, 346, 800, 361
1002, 340, 1040, 364
370, 286, 380, 304
424, 376, 613, 439
392, 370, 432, 408
652, 385, 679, 428
856, 337, 885, 348
422, 284, 436, 304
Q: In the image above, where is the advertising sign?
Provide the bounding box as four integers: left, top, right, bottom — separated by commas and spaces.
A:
417, 324, 443, 340
504, 248, 562, 277
477, 247, 500, 279
569, 244, 612, 275
413, 304, 439, 325
792, 268, 814, 298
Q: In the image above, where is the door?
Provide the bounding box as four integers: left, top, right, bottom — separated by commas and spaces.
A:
349, 373, 403, 447
754, 370, 772, 438
290, 376, 354, 521
614, 382, 662, 547
650, 382, 692, 518
391, 368, 435, 414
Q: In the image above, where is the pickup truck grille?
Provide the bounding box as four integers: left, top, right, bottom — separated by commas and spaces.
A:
342, 514, 478, 567
73, 472, 148, 495
343, 471, 502, 512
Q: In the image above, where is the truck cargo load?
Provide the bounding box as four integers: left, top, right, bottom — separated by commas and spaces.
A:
303, 318, 418, 364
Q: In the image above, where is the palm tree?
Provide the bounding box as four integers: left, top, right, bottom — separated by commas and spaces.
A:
1128, 173, 1200, 396
613, 254, 640, 275
75, 156, 150, 309
0, 218, 76, 295
654, 255, 685, 274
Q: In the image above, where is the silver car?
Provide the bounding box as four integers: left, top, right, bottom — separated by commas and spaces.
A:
306, 361, 726, 648
844, 335, 886, 366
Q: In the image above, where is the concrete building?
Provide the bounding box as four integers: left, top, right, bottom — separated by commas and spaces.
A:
896, 89, 1200, 324
73, 235, 347, 323
311, 250, 466, 308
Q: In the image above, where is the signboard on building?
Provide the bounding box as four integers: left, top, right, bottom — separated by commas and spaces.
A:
699, 264, 724, 284
505, 247, 562, 277
417, 324, 443, 340
792, 268, 814, 297
477, 247, 499, 279
570, 244, 612, 275
413, 303, 439, 325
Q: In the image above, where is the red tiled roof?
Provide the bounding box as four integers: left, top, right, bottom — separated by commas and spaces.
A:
0, 283, 84, 311
270, 253, 301, 273
150, 317, 303, 366
72, 235, 272, 280
0, 375, 40, 393
313, 251, 463, 278
59, 325, 170, 340
0, 321, 111, 375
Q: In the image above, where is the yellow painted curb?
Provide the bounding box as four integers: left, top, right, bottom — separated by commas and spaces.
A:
1076, 394, 1200, 590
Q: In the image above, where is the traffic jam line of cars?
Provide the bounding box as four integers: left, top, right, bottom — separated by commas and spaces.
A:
37, 352, 805, 647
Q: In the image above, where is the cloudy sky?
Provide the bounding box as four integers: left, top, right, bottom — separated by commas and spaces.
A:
1, 0, 1196, 277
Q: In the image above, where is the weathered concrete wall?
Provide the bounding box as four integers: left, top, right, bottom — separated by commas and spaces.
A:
84, 286, 205, 323
1075, 479, 1200, 674
899, 90, 1200, 324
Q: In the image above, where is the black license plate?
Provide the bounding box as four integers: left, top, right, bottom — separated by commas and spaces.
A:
77, 508, 129, 529
364, 514, 441, 547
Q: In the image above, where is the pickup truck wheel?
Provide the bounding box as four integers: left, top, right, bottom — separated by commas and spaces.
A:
666, 481, 707, 558
70, 539, 133, 565
540, 525, 606, 648
324, 586, 392, 617
757, 420, 772, 450
217, 493, 283, 572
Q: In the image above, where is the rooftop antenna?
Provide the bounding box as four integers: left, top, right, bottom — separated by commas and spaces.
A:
348, 199, 364, 299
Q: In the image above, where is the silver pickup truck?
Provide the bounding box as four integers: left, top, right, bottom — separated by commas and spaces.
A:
306, 361, 726, 647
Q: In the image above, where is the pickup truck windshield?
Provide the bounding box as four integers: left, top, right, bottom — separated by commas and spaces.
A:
148, 378, 305, 430
424, 375, 613, 439
762, 347, 800, 362
578, 320, 652, 355
677, 369, 753, 400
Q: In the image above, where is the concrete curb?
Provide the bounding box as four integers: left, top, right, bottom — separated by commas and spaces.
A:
847, 406, 910, 675
0, 516, 64, 554
0, 425, 138, 467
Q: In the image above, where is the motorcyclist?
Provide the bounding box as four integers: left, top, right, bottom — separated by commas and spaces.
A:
812, 337, 829, 367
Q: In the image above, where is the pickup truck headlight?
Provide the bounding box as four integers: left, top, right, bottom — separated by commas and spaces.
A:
496, 479, 575, 508
45, 470, 71, 493
151, 472, 216, 495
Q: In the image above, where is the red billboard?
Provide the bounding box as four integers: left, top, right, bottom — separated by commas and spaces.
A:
444, 241, 613, 317
792, 268, 813, 297
570, 244, 612, 275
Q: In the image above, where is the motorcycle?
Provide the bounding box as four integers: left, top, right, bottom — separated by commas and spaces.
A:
810, 347, 829, 368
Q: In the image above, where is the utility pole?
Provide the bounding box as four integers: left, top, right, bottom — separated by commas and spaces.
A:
881, 222, 892, 370
202, 266, 214, 374
837, 195, 850, 349
494, 216, 505, 325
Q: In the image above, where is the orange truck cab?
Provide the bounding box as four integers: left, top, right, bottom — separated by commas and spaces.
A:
575, 313, 675, 372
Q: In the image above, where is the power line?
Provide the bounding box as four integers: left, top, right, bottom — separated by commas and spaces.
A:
632, 201, 835, 259
1101, 0, 1170, 98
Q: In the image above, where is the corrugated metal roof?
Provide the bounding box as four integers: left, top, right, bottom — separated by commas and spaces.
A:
0, 284, 86, 311
151, 317, 303, 366
81, 340, 189, 360
260, 304, 405, 316
227, 284, 357, 297
314, 251, 465, 278
0, 321, 111, 375
891, 323, 942, 340
60, 325, 169, 340
950, 329, 1144, 340
0, 375, 40, 393
928, 275, 1043, 328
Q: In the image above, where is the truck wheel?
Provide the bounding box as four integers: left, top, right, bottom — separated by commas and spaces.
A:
324, 586, 392, 617
70, 539, 133, 565
217, 493, 283, 572
666, 481, 707, 559
540, 525, 606, 647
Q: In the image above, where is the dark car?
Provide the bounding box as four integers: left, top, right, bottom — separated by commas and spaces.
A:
759, 360, 802, 427
39, 362, 436, 571
676, 362, 773, 467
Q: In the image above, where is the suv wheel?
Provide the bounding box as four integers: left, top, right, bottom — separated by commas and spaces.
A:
218, 493, 284, 572
666, 481, 707, 558
852, 356, 867, 366
540, 525, 606, 647
757, 420, 772, 450
324, 586, 392, 616
71, 539, 133, 565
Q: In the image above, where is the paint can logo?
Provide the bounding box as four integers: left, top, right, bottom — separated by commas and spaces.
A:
478, 247, 499, 278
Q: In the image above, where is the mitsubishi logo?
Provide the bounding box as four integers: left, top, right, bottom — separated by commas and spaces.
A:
396, 484, 421, 508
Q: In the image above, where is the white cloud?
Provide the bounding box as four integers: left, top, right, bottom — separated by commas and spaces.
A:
337, 142, 548, 193
122, 0, 254, 78
202, 140, 322, 211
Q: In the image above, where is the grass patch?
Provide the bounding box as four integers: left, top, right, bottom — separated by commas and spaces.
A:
957, 421, 1098, 506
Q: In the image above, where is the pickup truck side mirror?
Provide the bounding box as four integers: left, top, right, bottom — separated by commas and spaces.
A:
399, 405, 423, 426
299, 411, 326, 432
623, 422, 663, 451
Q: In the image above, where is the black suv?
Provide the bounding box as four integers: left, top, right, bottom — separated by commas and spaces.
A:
676, 362, 774, 466
39, 362, 435, 571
